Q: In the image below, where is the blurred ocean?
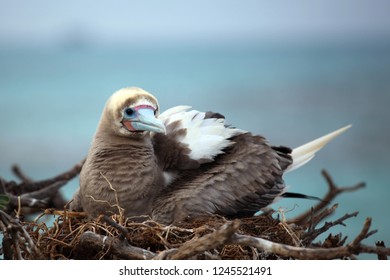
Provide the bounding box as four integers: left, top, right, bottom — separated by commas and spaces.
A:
1, 44, 389, 258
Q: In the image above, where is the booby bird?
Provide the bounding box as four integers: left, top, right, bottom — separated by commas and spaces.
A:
70, 87, 351, 224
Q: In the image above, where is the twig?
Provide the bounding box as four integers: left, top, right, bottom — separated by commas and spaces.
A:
322, 233, 347, 248
11, 165, 33, 183
101, 215, 131, 240
228, 216, 389, 260
309, 203, 339, 229
100, 172, 125, 218
1, 160, 84, 215
156, 220, 241, 260
375, 241, 388, 260
0, 210, 44, 259
4, 180, 69, 213
21, 180, 67, 200
5, 159, 84, 195
349, 218, 372, 248
231, 233, 347, 259
8, 194, 48, 209
75, 231, 156, 260
303, 210, 359, 245
16, 195, 22, 218
231, 231, 389, 260
358, 244, 390, 257
0, 178, 7, 194
288, 170, 365, 225
43, 209, 87, 218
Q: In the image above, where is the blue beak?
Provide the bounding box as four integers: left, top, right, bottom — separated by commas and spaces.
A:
124, 108, 166, 134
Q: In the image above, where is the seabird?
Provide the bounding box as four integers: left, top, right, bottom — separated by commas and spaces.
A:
70, 87, 351, 224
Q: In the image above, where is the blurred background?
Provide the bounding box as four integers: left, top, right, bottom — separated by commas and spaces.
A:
0, 0, 389, 259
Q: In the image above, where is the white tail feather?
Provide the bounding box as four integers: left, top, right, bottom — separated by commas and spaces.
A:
286, 125, 352, 173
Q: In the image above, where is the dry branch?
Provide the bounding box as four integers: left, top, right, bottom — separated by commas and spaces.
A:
302, 210, 359, 245
375, 241, 388, 260
0, 210, 44, 259
7, 160, 84, 195
75, 231, 156, 260
158, 220, 241, 260
288, 170, 366, 225
230, 218, 390, 259
1, 160, 84, 216
11, 165, 33, 184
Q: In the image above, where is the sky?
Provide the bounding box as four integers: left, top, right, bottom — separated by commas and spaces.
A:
1, 0, 390, 47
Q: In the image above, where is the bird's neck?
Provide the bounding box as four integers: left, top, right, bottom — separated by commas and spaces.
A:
87, 129, 157, 173
93, 129, 153, 150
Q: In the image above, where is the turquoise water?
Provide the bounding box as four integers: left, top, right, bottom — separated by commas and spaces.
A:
1, 45, 389, 258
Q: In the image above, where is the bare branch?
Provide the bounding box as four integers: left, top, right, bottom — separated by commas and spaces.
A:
2, 181, 68, 212
349, 218, 372, 248
0, 178, 7, 194
75, 231, 156, 260
1, 160, 84, 215
288, 170, 365, 225
156, 220, 240, 260
8, 194, 47, 209
21, 180, 67, 200
231, 233, 351, 259
229, 215, 389, 260
375, 241, 388, 260
5, 159, 84, 195
101, 215, 131, 240
11, 165, 33, 183
303, 210, 359, 245
0, 210, 44, 259
309, 203, 339, 228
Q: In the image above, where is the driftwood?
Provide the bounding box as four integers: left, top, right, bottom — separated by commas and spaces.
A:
0, 161, 389, 260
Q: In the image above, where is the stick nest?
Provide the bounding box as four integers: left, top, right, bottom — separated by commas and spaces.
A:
1, 162, 389, 260
26, 212, 300, 260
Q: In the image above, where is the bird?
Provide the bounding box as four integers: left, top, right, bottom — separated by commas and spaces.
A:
70, 87, 351, 225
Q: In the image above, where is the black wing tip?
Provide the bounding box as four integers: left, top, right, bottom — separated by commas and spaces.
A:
205, 111, 225, 119
281, 192, 328, 203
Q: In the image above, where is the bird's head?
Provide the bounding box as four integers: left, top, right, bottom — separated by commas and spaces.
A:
102, 87, 166, 137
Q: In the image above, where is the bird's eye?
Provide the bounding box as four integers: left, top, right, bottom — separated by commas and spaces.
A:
125, 108, 135, 117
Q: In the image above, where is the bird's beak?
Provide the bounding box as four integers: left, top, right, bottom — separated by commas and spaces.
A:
126, 108, 166, 134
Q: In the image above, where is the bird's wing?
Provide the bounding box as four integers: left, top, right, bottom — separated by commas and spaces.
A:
151, 132, 292, 224
152, 106, 350, 224
153, 106, 245, 171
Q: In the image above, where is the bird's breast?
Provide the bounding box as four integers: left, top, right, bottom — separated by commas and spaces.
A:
80, 145, 164, 217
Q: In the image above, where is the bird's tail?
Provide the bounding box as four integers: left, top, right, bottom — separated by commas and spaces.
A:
286, 125, 352, 173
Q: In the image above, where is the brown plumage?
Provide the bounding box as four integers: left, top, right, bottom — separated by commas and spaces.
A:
70, 87, 350, 224
151, 134, 292, 224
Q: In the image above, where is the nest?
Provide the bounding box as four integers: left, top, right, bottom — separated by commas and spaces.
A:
24, 211, 302, 260
1, 162, 389, 260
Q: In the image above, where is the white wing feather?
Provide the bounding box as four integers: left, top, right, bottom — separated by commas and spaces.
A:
159, 106, 245, 161
160, 106, 350, 169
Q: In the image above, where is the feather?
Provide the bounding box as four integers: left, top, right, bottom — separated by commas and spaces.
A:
158, 105, 192, 122
159, 106, 245, 161
286, 124, 352, 173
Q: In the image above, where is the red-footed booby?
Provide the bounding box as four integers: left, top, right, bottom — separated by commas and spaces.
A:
70, 87, 351, 224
